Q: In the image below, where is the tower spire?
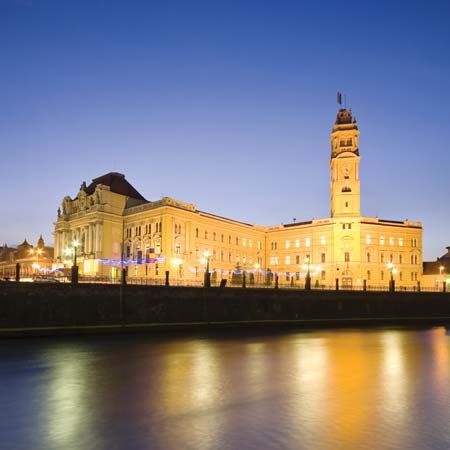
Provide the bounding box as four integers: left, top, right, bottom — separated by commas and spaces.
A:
329, 107, 361, 217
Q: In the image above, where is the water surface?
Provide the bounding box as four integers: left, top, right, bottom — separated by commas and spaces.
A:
1, 327, 450, 450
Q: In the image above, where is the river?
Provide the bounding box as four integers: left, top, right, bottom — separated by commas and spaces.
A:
1, 326, 449, 450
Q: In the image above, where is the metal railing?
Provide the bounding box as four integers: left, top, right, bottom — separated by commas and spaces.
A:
4, 274, 448, 293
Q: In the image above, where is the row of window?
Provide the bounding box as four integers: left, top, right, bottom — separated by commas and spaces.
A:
366, 236, 418, 247
268, 252, 419, 266
271, 237, 321, 250
125, 222, 162, 238
196, 247, 263, 265
377, 271, 419, 282
194, 228, 262, 249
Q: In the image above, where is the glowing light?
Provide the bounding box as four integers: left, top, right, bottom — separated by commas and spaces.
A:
171, 258, 183, 267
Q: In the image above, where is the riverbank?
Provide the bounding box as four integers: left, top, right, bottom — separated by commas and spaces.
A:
1, 283, 449, 337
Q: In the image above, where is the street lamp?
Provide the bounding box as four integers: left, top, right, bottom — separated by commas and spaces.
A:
387, 261, 397, 292
302, 256, 312, 290
29, 248, 43, 276
200, 250, 211, 287
253, 262, 260, 285
64, 239, 80, 284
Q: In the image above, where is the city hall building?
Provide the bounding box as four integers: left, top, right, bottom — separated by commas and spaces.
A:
53, 108, 423, 288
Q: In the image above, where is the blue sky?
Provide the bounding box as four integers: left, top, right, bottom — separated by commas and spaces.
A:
1, 0, 449, 259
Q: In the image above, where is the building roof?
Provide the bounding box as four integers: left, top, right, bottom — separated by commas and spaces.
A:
423, 246, 450, 275
84, 172, 147, 201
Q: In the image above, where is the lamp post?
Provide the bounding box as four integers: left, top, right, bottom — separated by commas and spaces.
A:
65, 239, 80, 284
303, 256, 312, 290
387, 261, 397, 292
200, 250, 211, 288
254, 262, 260, 286
29, 248, 43, 276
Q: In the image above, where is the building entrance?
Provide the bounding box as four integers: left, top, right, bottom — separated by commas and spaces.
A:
342, 277, 353, 288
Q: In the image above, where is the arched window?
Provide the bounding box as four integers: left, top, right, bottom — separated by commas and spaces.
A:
341, 186, 352, 192
195, 228, 199, 238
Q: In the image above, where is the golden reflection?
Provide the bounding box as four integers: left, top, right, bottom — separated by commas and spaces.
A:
430, 327, 449, 392
157, 339, 224, 450
381, 331, 409, 423
46, 352, 88, 448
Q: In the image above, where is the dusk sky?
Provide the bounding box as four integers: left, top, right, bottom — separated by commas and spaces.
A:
1, 0, 449, 259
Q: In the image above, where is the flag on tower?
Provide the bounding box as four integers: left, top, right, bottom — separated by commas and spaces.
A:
337, 92, 342, 105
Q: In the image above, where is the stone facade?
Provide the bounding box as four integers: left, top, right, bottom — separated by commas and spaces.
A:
54, 108, 423, 288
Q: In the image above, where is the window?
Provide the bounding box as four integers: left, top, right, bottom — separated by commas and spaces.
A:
399, 272, 403, 281
175, 243, 181, 255
285, 255, 291, 265
249, 240, 252, 248
381, 271, 384, 281
229, 236, 231, 244
286, 272, 290, 281
390, 254, 393, 263
205, 231, 208, 239
342, 186, 352, 192
389, 237, 394, 246
221, 234, 224, 243
213, 232, 216, 241
155, 264, 159, 276
229, 252, 232, 262
295, 255, 300, 264
344, 252, 350, 262
321, 270, 326, 281
367, 252, 371, 263
380, 236, 385, 245
220, 251, 224, 261
321, 253, 326, 263
242, 255, 246, 264
295, 239, 300, 248
257, 241, 262, 250
242, 238, 246, 247
270, 256, 279, 265
412, 238, 417, 247
345, 202, 349, 208
399, 255, 403, 264
236, 237, 239, 246
366, 235, 372, 244
367, 270, 371, 281
195, 228, 199, 238
399, 238, 404, 246
285, 240, 290, 249
320, 236, 326, 245
305, 238, 311, 248
155, 242, 161, 254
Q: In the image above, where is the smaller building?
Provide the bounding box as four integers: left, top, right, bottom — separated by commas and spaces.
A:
422, 247, 450, 290
0, 236, 54, 279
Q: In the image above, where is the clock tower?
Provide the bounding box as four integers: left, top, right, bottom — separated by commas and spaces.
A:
330, 108, 361, 217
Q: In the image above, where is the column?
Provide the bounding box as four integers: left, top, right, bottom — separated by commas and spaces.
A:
95, 223, 100, 254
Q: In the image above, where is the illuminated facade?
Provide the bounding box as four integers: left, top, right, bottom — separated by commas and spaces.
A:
0, 236, 54, 278
54, 108, 423, 287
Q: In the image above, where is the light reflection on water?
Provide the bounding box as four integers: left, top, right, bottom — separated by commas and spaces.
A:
1, 327, 450, 450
